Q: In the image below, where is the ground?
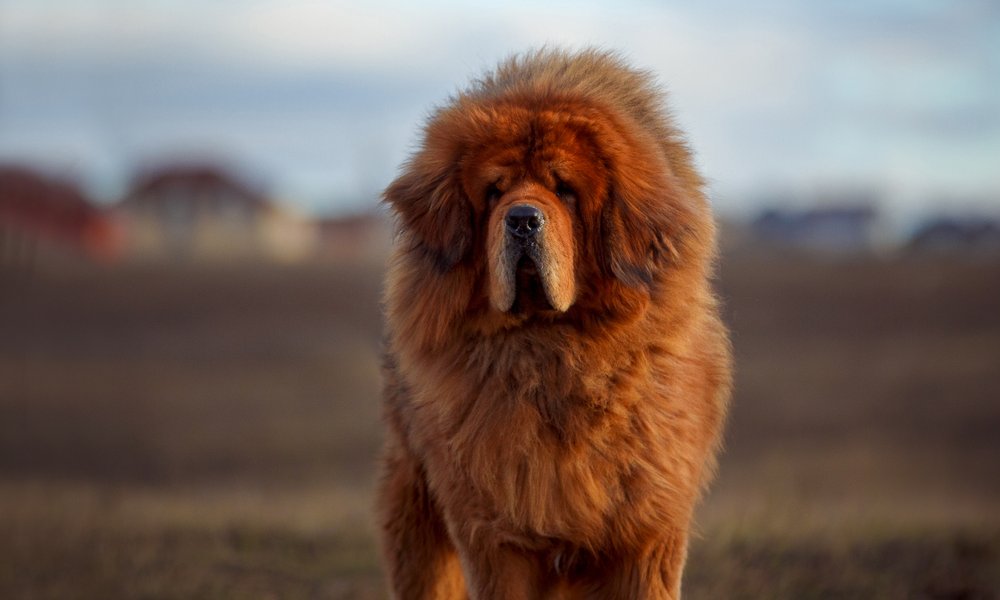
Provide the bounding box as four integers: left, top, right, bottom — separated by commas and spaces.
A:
1, 251, 998, 598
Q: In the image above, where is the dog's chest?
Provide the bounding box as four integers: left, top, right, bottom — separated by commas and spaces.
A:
400, 334, 673, 544
422, 361, 652, 543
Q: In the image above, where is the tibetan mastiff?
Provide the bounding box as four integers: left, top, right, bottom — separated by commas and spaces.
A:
378, 48, 731, 599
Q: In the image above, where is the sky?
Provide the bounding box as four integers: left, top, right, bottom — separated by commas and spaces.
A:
1, 0, 998, 222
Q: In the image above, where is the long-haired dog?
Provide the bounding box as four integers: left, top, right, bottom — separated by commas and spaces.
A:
378, 48, 731, 599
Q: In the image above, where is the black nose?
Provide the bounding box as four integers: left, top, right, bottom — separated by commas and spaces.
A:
505, 204, 544, 239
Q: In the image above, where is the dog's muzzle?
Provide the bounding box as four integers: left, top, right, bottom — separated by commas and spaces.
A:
489, 200, 574, 314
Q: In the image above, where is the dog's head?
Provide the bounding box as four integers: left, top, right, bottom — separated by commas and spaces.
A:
385, 50, 714, 330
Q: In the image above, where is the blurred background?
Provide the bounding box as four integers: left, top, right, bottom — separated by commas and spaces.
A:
1, 1, 998, 598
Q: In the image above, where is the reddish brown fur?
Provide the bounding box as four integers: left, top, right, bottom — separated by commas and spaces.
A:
378, 48, 731, 599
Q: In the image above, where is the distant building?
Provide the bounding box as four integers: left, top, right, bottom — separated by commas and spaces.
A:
907, 217, 1000, 255
752, 205, 878, 253
115, 165, 316, 262
314, 212, 391, 262
0, 165, 119, 266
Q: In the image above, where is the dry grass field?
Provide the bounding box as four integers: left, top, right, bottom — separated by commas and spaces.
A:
1, 250, 998, 598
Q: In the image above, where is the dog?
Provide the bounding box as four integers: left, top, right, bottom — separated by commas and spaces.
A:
378, 48, 731, 599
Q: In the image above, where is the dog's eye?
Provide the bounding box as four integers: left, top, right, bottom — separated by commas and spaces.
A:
555, 181, 576, 208
485, 182, 502, 206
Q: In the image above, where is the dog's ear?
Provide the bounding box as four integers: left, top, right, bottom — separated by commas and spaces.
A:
601, 157, 685, 288
384, 164, 471, 272
602, 196, 674, 288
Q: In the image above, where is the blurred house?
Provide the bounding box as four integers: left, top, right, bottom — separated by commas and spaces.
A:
0, 165, 120, 266
115, 165, 316, 262
314, 212, 391, 262
907, 217, 1000, 255
752, 205, 878, 254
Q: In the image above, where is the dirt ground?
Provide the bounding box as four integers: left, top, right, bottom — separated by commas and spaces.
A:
1, 250, 998, 599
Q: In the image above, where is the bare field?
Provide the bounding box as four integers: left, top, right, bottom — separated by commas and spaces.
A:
1, 253, 998, 598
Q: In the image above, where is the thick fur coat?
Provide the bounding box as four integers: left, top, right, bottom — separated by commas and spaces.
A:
378, 48, 732, 599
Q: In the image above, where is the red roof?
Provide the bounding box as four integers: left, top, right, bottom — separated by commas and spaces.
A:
122, 165, 268, 209
0, 165, 119, 259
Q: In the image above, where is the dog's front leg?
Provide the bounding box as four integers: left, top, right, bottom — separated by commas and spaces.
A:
452, 537, 545, 600
584, 533, 689, 600
377, 438, 468, 600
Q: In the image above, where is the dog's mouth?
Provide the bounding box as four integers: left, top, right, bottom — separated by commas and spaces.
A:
487, 205, 575, 315
510, 252, 555, 314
